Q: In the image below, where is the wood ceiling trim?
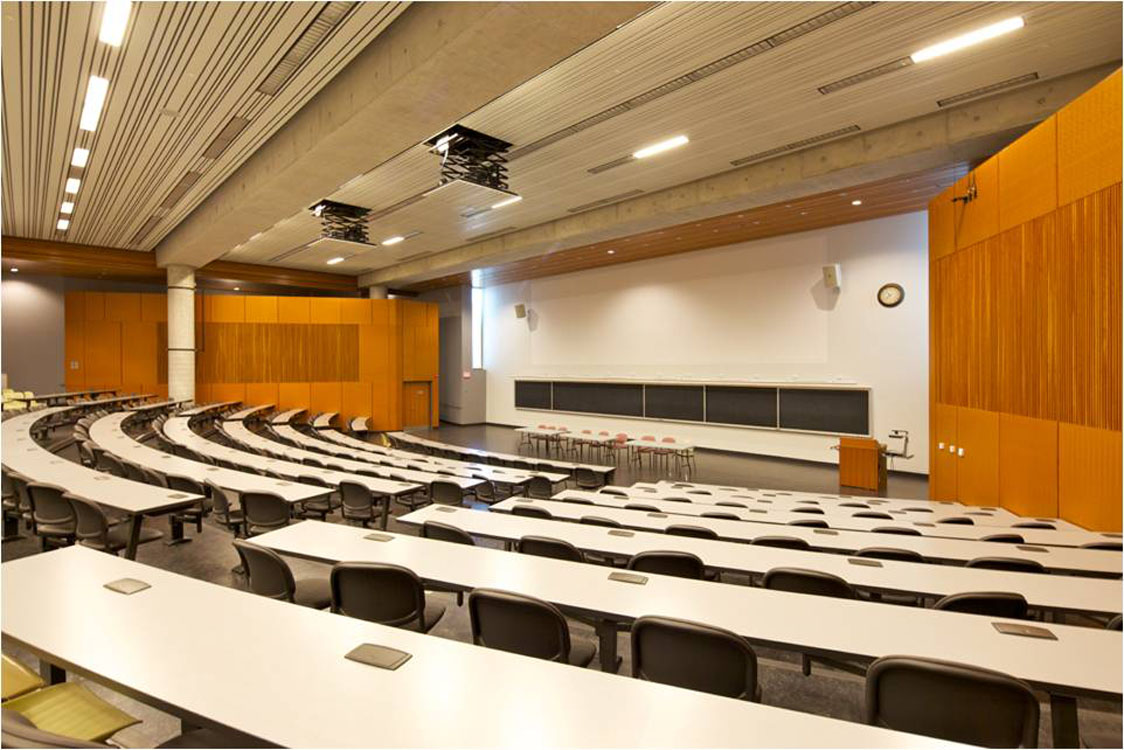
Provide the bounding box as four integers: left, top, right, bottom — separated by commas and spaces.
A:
401, 163, 969, 292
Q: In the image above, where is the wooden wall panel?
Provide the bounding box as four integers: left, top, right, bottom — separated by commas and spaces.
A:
104, 293, 140, 322
310, 298, 341, 324
339, 299, 372, 324
209, 382, 247, 404
121, 322, 158, 389
955, 407, 999, 506
998, 413, 1058, 518
947, 239, 999, 411
64, 318, 84, 390
84, 292, 105, 321
341, 381, 372, 423
278, 382, 310, 411
309, 381, 342, 416
928, 185, 956, 260
141, 294, 166, 322
245, 296, 278, 323
209, 295, 245, 323
954, 156, 999, 250
1057, 69, 1122, 206
277, 297, 310, 324
998, 115, 1057, 232
1058, 422, 1122, 531
244, 382, 279, 408
929, 403, 958, 501
84, 320, 121, 387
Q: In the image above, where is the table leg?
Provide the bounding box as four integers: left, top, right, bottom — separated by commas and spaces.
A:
595, 620, 622, 673
3, 512, 23, 540
123, 514, 145, 560
380, 496, 390, 530
166, 515, 191, 546
1050, 694, 1080, 748
39, 662, 65, 685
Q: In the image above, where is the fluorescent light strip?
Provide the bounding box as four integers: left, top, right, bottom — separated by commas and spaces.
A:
326, 257, 345, 265
911, 17, 1024, 64
57, 219, 70, 231
381, 235, 405, 246
60, 201, 75, 214
71, 148, 90, 168
633, 135, 689, 159
99, 0, 132, 46
64, 178, 81, 194
79, 76, 110, 132
491, 195, 522, 210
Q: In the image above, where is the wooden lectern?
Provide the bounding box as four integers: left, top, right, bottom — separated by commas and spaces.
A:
837, 437, 887, 493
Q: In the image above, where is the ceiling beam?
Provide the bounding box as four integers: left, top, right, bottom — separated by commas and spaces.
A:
361, 63, 1117, 288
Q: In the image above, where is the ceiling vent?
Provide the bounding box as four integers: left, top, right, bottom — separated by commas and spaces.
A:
937, 72, 1039, 107
202, 117, 251, 159
566, 189, 644, 214
257, 2, 354, 96
587, 155, 636, 175
130, 216, 163, 245
158, 171, 204, 210
730, 125, 861, 167
817, 57, 913, 95
507, 2, 873, 161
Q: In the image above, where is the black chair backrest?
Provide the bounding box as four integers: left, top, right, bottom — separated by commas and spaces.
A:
628, 551, 705, 580
839, 502, 870, 509
667, 524, 718, 540
580, 515, 621, 528
469, 589, 573, 662
1108, 614, 1122, 631
624, 503, 661, 512
661, 496, 692, 504
141, 467, 169, 488
512, 504, 552, 519
472, 478, 497, 500
790, 506, 824, 515
339, 481, 373, 513
421, 521, 474, 545
66, 494, 110, 548
982, 533, 1024, 544
598, 488, 628, 496
330, 562, 428, 629
526, 476, 554, 499
702, 512, 741, 520
166, 475, 205, 495
1012, 521, 1055, 530
853, 511, 894, 520
26, 483, 74, 526
241, 492, 290, 534
938, 516, 974, 525
966, 557, 1046, 575
430, 480, 463, 506
517, 535, 583, 563
631, 616, 758, 701
121, 461, 148, 483
573, 468, 601, 489
903, 507, 934, 514
751, 536, 810, 550
934, 592, 1029, 619
1083, 540, 1123, 551
788, 519, 829, 528
232, 540, 296, 602
204, 480, 235, 518
562, 496, 595, 505
763, 567, 855, 599
873, 526, 922, 536
715, 500, 747, 508
864, 655, 1039, 747
856, 547, 925, 563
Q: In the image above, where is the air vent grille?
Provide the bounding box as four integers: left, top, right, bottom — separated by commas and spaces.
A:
130, 216, 163, 245
158, 172, 204, 210
203, 117, 251, 159
507, 2, 873, 161
566, 189, 644, 214
588, 155, 636, 175
730, 125, 861, 167
257, 2, 354, 96
937, 73, 1040, 108
818, 57, 912, 95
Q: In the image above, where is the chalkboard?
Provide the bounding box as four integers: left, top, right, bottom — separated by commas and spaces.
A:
644, 385, 704, 421
779, 388, 869, 435
514, 380, 552, 410
553, 382, 643, 417
705, 386, 777, 427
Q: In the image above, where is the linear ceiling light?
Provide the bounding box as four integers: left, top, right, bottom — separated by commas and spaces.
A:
491, 195, 522, 209
99, 0, 132, 47
71, 148, 90, 168
64, 178, 81, 194
633, 135, 689, 159
326, 256, 345, 265
381, 235, 405, 246
910, 17, 1024, 63
57, 219, 70, 231
79, 76, 110, 131
60, 201, 75, 214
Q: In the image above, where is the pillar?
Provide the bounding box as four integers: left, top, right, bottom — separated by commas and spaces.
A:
166, 265, 196, 403
367, 285, 388, 299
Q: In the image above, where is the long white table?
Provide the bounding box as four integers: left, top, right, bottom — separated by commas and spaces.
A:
254, 519, 1120, 747
231, 422, 482, 492
349, 416, 369, 431
490, 499, 1123, 577
2, 408, 201, 558
554, 490, 1107, 547
2, 546, 960, 749
312, 412, 338, 429
270, 408, 307, 425
127, 399, 186, 413
90, 413, 330, 506
396, 505, 1121, 616
9, 388, 115, 405
178, 401, 240, 418
389, 430, 617, 479
224, 404, 274, 421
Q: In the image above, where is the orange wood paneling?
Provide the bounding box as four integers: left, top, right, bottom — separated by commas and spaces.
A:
998, 115, 1057, 231
310, 298, 341, 324
209, 295, 246, 323
244, 296, 278, 323
401, 381, 431, 428
946, 238, 999, 412
929, 403, 958, 501
998, 413, 1058, 518
244, 382, 279, 409
838, 437, 885, 492
195, 383, 212, 404
277, 297, 310, 324
121, 322, 158, 389
309, 381, 342, 416
141, 294, 166, 322
339, 299, 372, 324
84, 292, 105, 321
928, 185, 956, 260
341, 381, 372, 424
64, 292, 84, 324
1057, 69, 1122, 206
84, 320, 121, 387
954, 156, 999, 250
955, 407, 999, 506
209, 382, 246, 404
1058, 422, 1122, 531
278, 382, 311, 411
64, 318, 84, 390
104, 293, 140, 322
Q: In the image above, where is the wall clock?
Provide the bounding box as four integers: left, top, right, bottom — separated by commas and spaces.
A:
877, 283, 904, 308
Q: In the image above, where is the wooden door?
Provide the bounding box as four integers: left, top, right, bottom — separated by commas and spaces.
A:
998, 413, 1058, 518
402, 381, 431, 429
956, 407, 1000, 506
930, 403, 959, 501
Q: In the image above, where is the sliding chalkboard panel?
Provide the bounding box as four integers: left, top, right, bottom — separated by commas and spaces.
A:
553, 382, 644, 417
779, 388, 869, 435
514, 380, 552, 410
645, 385, 704, 421
705, 386, 777, 427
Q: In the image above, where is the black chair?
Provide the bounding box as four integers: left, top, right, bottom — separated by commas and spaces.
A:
1012, 521, 1055, 530
67, 494, 163, 555
166, 475, 213, 535
788, 519, 829, 529
75, 440, 98, 469
839, 502, 870, 509
856, 547, 924, 563
391, 475, 430, 511
1107, 614, 1122, 631
702, 511, 741, 520
598, 488, 628, 496
561, 496, 595, 505
580, 515, 622, 528
873, 526, 922, 536
468, 589, 595, 667
764, 567, 858, 676
966, 557, 1046, 574
982, 533, 1025, 544
934, 592, 1029, 619
1083, 540, 1123, 551
240, 492, 290, 536
421, 521, 474, 545
666, 524, 718, 539
864, 655, 1039, 747
512, 504, 553, 519
853, 511, 894, 520
631, 616, 760, 701
26, 483, 76, 550
715, 500, 748, 509
790, 506, 824, 515
661, 496, 692, 504
938, 516, 975, 525
204, 481, 244, 537
471, 477, 498, 504
517, 535, 584, 563
339, 481, 382, 529
628, 551, 705, 580
751, 536, 810, 550
98, 453, 128, 478
121, 461, 148, 484
573, 468, 603, 490
526, 476, 554, 499
624, 503, 661, 512
232, 540, 331, 609
330, 562, 445, 632
430, 480, 464, 507
293, 475, 338, 521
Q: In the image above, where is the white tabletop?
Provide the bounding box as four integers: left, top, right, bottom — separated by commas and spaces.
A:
270, 408, 307, 425
516, 426, 569, 437
313, 412, 338, 429
397, 506, 1120, 616
627, 438, 695, 450
349, 416, 369, 431
89, 413, 329, 504
2, 546, 960, 749
389, 431, 617, 475
178, 401, 240, 417
162, 417, 422, 498
224, 404, 275, 421
2, 408, 202, 515
256, 520, 1122, 699
80, 394, 156, 408
127, 399, 185, 412
490, 499, 1122, 577
554, 490, 1106, 547
11, 388, 114, 403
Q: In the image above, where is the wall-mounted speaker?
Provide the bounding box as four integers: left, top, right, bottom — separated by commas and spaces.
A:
514, 303, 527, 319
822, 264, 842, 290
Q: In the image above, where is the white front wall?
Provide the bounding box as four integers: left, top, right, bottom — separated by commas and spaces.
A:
483, 211, 930, 474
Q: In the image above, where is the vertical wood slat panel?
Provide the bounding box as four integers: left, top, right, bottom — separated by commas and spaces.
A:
954, 156, 999, 250
1058, 422, 1122, 532
997, 115, 1057, 232
998, 413, 1058, 518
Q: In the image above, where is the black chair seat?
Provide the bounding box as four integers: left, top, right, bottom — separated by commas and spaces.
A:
567, 638, 597, 668
100, 524, 164, 552
293, 577, 333, 609
403, 600, 447, 632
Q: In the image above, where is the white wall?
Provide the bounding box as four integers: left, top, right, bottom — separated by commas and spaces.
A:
483, 211, 929, 473
1, 275, 66, 394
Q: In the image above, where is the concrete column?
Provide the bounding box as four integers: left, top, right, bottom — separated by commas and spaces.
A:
166, 265, 196, 403
367, 285, 388, 299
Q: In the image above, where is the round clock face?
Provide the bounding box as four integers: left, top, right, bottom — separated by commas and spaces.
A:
878, 283, 904, 308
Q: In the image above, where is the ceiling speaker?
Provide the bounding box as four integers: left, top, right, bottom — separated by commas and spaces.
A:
514, 303, 527, 319
822, 264, 842, 290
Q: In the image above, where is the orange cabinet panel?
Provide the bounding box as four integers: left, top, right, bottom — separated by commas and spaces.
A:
310, 298, 341, 324
209, 382, 246, 404
141, 294, 167, 322
64, 319, 85, 390
278, 382, 310, 411
401, 381, 431, 429
245, 296, 278, 323
84, 292, 106, 321
277, 297, 310, 324
121, 322, 158, 389
65, 292, 85, 324
998, 115, 1057, 231
928, 185, 956, 260
245, 382, 279, 409
955, 407, 999, 506
309, 381, 342, 416
104, 293, 141, 322
341, 382, 372, 424
954, 156, 999, 249
1059, 423, 1122, 531
84, 321, 121, 387
998, 413, 1058, 518
929, 403, 959, 501
209, 295, 246, 323
1057, 68, 1122, 206
339, 299, 372, 324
